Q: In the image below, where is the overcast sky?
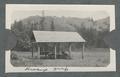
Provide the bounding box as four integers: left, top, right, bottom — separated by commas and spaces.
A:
6, 5, 115, 30
11, 10, 109, 23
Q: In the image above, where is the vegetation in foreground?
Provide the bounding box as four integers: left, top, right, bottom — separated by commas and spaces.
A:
11, 48, 110, 67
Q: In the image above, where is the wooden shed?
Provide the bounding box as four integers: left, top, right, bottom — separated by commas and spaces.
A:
32, 31, 86, 59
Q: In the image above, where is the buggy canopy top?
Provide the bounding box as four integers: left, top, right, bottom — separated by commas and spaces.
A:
33, 31, 85, 42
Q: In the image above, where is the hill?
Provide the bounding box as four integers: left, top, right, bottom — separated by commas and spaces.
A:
21, 16, 110, 32
11, 16, 110, 50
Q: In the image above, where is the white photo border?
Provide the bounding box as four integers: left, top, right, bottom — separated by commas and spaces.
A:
5, 4, 116, 73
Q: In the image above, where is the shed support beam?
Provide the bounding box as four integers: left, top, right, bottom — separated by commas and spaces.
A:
69, 44, 72, 58
82, 43, 85, 59
54, 44, 57, 59
38, 46, 41, 59
32, 47, 33, 58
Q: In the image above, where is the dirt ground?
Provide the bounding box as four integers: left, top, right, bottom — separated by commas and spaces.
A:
11, 48, 110, 67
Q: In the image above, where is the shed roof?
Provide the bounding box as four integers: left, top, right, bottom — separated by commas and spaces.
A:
33, 31, 85, 42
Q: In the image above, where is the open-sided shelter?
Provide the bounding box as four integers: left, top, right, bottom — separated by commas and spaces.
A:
32, 31, 86, 59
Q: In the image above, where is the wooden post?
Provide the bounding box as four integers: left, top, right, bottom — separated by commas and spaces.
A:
31, 43, 33, 58
38, 46, 41, 59
54, 44, 57, 59
31, 43, 34, 58
82, 43, 85, 59
69, 43, 72, 58
43, 47, 45, 52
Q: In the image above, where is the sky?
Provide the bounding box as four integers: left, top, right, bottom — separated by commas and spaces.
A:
6, 5, 115, 30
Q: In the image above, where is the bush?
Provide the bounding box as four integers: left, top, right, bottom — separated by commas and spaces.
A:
11, 52, 19, 60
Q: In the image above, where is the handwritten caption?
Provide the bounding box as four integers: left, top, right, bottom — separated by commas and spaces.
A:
25, 66, 68, 72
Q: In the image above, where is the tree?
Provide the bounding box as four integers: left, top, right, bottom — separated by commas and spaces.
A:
51, 18, 55, 31
11, 20, 32, 51
40, 11, 45, 30
73, 22, 98, 48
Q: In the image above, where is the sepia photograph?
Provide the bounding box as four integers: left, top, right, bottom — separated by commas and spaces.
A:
5, 4, 116, 72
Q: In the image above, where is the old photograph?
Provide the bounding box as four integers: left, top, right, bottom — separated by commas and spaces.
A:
5, 4, 116, 72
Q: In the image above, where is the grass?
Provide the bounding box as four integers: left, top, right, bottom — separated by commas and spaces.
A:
11, 48, 110, 67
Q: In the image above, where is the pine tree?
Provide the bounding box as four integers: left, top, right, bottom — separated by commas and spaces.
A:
51, 18, 55, 31
40, 10, 45, 30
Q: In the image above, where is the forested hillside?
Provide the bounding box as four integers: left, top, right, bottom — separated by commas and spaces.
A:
11, 16, 110, 51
